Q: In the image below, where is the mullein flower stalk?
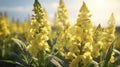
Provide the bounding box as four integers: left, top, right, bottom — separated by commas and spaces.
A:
102, 13, 116, 51
68, 2, 93, 67
54, 0, 72, 53
0, 13, 10, 37
102, 13, 116, 63
26, 0, 51, 57
92, 24, 103, 57
57, 0, 69, 26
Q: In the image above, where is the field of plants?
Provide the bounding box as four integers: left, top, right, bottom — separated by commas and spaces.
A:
0, 0, 120, 67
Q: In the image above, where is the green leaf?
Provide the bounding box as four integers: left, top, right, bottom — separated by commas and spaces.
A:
10, 52, 29, 67
12, 38, 31, 60
11, 38, 33, 67
12, 38, 26, 51
47, 54, 64, 67
0, 60, 25, 67
113, 49, 120, 55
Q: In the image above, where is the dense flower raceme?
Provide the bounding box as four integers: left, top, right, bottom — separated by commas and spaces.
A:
57, 0, 69, 25
92, 24, 103, 57
53, 0, 72, 53
26, 0, 51, 57
67, 2, 93, 67
0, 12, 10, 37
102, 13, 116, 63
102, 13, 116, 51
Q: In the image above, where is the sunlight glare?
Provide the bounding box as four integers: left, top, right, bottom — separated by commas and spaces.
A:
95, 0, 107, 9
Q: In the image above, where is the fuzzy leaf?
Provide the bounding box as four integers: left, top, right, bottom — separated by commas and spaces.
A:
0, 60, 25, 67
113, 49, 120, 55
12, 38, 26, 50
47, 54, 64, 67
10, 52, 29, 66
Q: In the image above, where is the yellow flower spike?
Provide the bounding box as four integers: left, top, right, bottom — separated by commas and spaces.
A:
92, 24, 103, 57
68, 2, 93, 66
9, 18, 25, 34
0, 13, 10, 37
102, 13, 116, 50
57, 0, 69, 25
69, 1, 93, 53
80, 2, 89, 13
26, 0, 51, 57
54, 0, 72, 53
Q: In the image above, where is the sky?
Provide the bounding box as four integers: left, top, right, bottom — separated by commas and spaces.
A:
0, 0, 120, 27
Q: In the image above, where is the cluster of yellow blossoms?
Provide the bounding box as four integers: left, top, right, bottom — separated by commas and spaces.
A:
67, 2, 93, 67
50, 0, 117, 66
103, 13, 116, 51
53, 0, 72, 53
26, 0, 51, 57
0, 12, 10, 37
92, 24, 103, 57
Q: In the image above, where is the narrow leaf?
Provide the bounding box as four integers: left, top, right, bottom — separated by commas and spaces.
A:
47, 54, 63, 67
0, 60, 25, 67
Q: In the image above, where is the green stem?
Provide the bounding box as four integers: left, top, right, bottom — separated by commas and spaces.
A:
2, 40, 5, 57
43, 52, 46, 67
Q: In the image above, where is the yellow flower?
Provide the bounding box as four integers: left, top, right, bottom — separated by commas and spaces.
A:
83, 52, 92, 63
110, 52, 115, 63
83, 42, 93, 52
66, 52, 77, 59
39, 42, 50, 52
